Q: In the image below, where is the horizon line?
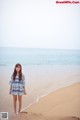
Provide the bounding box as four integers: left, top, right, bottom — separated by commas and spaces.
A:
0, 46, 80, 50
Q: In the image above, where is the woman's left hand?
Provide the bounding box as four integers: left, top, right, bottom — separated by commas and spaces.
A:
24, 91, 27, 95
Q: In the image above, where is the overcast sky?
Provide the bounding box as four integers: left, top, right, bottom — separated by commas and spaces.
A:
0, 0, 80, 49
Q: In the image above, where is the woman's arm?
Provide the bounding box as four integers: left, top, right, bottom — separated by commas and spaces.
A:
22, 74, 27, 95
9, 75, 13, 94
23, 86, 27, 95
9, 85, 12, 94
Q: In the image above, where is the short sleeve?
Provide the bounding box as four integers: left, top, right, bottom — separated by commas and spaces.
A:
22, 74, 26, 87
9, 75, 13, 85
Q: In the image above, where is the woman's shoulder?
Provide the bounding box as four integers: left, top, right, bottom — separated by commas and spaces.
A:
11, 74, 13, 80
22, 73, 25, 77
22, 73, 25, 80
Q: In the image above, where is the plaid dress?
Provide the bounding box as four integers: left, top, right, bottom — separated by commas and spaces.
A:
9, 74, 25, 95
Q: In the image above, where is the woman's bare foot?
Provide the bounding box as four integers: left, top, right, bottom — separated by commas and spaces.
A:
17, 112, 21, 116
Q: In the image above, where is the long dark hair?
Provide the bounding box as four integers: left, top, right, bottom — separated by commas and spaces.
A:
12, 63, 22, 81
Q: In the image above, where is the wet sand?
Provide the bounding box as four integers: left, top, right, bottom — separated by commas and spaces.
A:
9, 83, 80, 120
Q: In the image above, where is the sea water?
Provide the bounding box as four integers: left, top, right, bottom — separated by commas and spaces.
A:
0, 47, 80, 66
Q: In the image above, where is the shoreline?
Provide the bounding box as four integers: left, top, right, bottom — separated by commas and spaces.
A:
21, 81, 80, 113
9, 82, 80, 120
0, 65, 80, 119
25, 82, 80, 116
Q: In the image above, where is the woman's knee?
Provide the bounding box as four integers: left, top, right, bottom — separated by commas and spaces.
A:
13, 95, 17, 102
18, 95, 22, 103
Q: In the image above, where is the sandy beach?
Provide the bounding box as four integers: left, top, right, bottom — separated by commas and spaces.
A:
0, 65, 80, 120
9, 82, 80, 120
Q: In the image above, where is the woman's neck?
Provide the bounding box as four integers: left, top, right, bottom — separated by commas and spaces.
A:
17, 72, 19, 76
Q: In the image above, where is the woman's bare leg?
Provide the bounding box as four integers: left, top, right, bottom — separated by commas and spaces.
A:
13, 95, 17, 114
18, 95, 22, 113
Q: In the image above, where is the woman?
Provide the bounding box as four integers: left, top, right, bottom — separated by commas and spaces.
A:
9, 63, 27, 115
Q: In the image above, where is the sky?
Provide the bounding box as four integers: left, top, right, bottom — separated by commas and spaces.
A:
0, 0, 80, 49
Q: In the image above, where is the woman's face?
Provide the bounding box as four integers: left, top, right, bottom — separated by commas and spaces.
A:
15, 65, 21, 73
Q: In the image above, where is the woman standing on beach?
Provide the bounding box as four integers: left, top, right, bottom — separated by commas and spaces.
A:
9, 63, 27, 115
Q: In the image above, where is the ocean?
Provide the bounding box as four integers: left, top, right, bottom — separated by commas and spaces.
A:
0, 47, 80, 66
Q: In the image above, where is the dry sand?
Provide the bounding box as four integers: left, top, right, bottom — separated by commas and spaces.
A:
9, 82, 80, 120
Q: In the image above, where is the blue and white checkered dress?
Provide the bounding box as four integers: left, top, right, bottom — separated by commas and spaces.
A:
9, 74, 25, 95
